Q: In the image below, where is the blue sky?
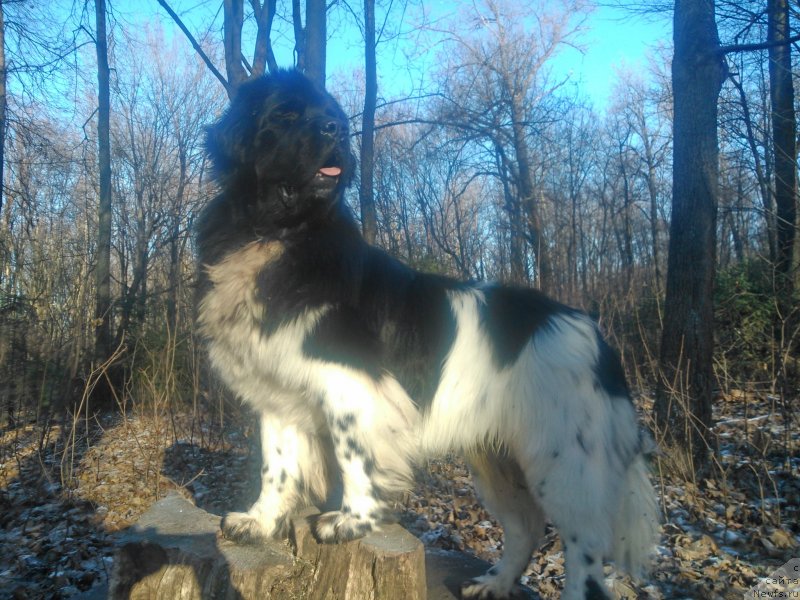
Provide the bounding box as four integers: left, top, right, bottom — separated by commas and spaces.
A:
138, 1, 672, 110
323, 2, 673, 109
556, 5, 671, 106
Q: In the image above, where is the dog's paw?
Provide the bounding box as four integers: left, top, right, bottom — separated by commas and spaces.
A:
220, 511, 288, 544
460, 575, 530, 600
311, 510, 375, 543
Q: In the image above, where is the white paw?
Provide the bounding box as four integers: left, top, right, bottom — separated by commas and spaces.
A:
312, 510, 377, 543
460, 573, 530, 599
220, 510, 289, 543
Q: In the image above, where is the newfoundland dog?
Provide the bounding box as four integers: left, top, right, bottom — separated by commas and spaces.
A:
196, 70, 657, 600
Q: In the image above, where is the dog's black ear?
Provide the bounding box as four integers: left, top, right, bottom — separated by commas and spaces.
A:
206, 77, 274, 175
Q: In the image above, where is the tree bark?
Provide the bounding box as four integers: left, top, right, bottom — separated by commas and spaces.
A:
304, 0, 327, 85
0, 2, 6, 222
767, 0, 797, 295
509, 99, 550, 290
252, 0, 278, 75
655, 0, 726, 469
94, 0, 114, 369
766, 0, 797, 416
110, 493, 427, 600
222, 0, 248, 95
360, 0, 378, 244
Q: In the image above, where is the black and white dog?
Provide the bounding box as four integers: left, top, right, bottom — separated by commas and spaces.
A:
197, 70, 657, 600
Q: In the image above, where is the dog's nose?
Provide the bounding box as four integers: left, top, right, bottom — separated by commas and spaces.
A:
321, 120, 341, 137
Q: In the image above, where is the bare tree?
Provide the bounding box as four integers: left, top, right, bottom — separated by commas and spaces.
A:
159, 0, 330, 96
359, 0, 378, 243
303, 0, 327, 85
157, 0, 280, 98
433, 0, 589, 290
0, 3, 6, 220
105, 29, 225, 342
655, 0, 727, 468
767, 0, 797, 295
94, 0, 113, 369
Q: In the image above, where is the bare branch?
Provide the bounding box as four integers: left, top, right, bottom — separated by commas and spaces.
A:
155, 0, 231, 95
719, 32, 800, 54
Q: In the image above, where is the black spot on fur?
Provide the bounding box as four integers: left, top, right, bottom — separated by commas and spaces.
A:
304, 307, 383, 378
583, 553, 595, 566
354, 521, 372, 537
336, 413, 356, 432
280, 470, 287, 484
481, 285, 576, 368
585, 576, 611, 600
345, 437, 366, 457
593, 333, 630, 399
360, 266, 459, 408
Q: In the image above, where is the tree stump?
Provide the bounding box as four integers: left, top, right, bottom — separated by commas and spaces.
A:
108, 492, 485, 599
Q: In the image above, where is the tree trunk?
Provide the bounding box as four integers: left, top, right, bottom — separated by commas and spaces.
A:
167, 147, 189, 333
0, 3, 6, 222
638, 118, 663, 293
222, 0, 248, 95
767, 0, 797, 295
110, 493, 428, 600
360, 0, 378, 244
252, 0, 278, 75
94, 0, 114, 369
655, 0, 726, 470
494, 145, 526, 284
304, 0, 326, 86
510, 101, 550, 290
730, 74, 776, 263
767, 0, 797, 417
619, 143, 634, 289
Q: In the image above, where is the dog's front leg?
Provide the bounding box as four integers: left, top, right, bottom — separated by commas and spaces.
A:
311, 366, 418, 543
222, 411, 330, 543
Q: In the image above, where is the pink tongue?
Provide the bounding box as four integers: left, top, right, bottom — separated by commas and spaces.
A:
318, 166, 342, 177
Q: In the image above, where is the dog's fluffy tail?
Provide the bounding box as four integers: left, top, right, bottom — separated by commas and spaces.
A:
612, 454, 660, 578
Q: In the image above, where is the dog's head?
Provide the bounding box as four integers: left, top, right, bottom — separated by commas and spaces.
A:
206, 70, 355, 227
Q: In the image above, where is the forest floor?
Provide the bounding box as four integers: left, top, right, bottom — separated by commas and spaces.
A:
0, 391, 797, 600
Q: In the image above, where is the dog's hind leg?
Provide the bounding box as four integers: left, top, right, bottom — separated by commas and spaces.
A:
309, 366, 418, 543
222, 409, 333, 543
522, 447, 615, 600
460, 450, 544, 600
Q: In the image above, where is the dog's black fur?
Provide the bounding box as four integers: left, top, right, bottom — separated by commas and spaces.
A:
196, 70, 656, 600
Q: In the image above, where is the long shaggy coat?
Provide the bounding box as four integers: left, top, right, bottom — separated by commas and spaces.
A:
196, 70, 658, 600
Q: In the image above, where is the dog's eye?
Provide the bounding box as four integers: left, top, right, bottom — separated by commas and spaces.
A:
275, 110, 300, 123
273, 101, 303, 124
